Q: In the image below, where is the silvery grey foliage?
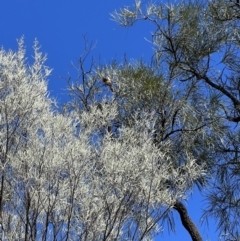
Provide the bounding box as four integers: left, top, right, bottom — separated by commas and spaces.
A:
0, 39, 206, 240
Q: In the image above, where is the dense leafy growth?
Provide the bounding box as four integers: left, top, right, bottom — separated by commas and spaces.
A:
1, 0, 240, 240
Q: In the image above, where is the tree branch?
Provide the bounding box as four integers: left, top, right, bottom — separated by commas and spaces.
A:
173, 201, 203, 241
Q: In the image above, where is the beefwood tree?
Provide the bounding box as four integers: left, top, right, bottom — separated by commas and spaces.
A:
111, 0, 240, 240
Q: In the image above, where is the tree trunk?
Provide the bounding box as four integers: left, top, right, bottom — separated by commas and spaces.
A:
173, 201, 203, 241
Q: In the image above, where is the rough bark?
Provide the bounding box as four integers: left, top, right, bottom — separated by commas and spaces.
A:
173, 201, 203, 241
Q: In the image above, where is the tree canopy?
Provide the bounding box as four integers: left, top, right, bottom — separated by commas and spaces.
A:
0, 38, 205, 240
1, 0, 240, 240
110, 0, 240, 240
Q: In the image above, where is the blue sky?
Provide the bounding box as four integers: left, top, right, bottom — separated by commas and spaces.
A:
0, 1, 218, 240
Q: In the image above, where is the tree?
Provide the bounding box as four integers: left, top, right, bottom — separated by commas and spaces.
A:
67, 43, 224, 241
110, 0, 240, 240
0, 39, 206, 240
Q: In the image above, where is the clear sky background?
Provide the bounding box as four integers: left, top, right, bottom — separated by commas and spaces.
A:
0, 1, 219, 240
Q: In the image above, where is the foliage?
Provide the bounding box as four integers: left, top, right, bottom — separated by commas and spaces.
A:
0, 39, 207, 240
2, 0, 240, 240
111, 0, 240, 240
67, 43, 224, 241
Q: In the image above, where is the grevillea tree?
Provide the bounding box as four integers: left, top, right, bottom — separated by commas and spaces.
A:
0, 38, 210, 240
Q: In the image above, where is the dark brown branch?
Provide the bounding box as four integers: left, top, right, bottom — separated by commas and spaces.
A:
173, 201, 203, 241
226, 115, 240, 122
193, 72, 240, 109
163, 123, 207, 141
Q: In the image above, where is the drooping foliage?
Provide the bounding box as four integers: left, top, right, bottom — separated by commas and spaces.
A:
111, 0, 240, 239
